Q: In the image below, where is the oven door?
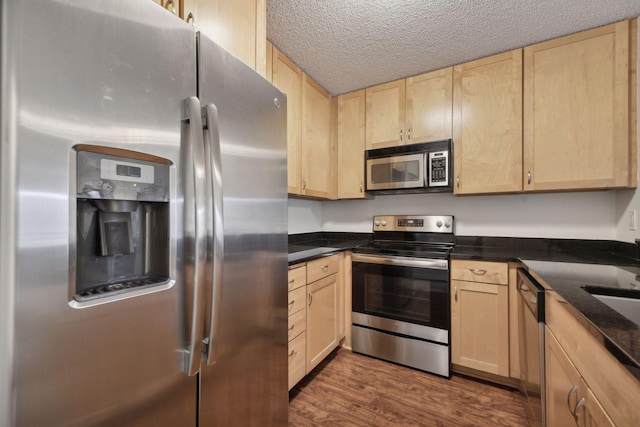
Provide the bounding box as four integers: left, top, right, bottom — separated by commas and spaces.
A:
352, 254, 449, 332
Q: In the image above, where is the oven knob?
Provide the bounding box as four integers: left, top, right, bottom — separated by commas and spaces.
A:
374, 220, 381, 226
436, 220, 443, 228
381, 220, 387, 227
444, 221, 451, 228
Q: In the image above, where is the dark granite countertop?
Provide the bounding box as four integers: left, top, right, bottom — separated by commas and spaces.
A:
288, 232, 371, 265
521, 259, 640, 381
288, 232, 640, 380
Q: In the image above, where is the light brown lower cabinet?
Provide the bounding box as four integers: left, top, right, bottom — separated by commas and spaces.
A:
545, 327, 614, 427
306, 274, 338, 372
288, 254, 344, 389
450, 260, 510, 378
450, 279, 509, 376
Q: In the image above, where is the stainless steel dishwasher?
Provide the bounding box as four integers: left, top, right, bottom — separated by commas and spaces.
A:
517, 269, 546, 427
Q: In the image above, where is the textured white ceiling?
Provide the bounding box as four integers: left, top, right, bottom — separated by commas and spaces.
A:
267, 0, 640, 96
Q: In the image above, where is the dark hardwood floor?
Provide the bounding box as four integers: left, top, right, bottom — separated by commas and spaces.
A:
289, 348, 528, 426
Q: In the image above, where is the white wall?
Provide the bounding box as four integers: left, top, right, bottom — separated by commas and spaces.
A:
615, 17, 640, 243
289, 191, 618, 238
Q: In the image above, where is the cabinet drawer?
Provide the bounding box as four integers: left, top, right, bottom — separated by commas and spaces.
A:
451, 260, 508, 285
306, 254, 339, 283
288, 264, 307, 291
288, 331, 306, 390
288, 286, 306, 316
288, 307, 306, 341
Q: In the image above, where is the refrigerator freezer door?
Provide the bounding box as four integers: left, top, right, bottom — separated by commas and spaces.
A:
197, 35, 289, 426
3, 1, 197, 425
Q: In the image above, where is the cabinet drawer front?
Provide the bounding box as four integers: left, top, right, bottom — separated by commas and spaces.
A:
306, 255, 339, 283
288, 264, 307, 291
288, 331, 306, 390
288, 307, 307, 341
288, 286, 306, 316
451, 260, 508, 284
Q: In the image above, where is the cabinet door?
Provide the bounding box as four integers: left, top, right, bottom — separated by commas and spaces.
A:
450, 280, 509, 376
365, 79, 406, 149
523, 21, 631, 191
453, 50, 523, 194
545, 328, 581, 427
196, 0, 261, 70
580, 378, 615, 427
306, 275, 338, 372
272, 48, 303, 194
406, 67, 453, 144
302, 74, 335, 199
337, 90, 366, 199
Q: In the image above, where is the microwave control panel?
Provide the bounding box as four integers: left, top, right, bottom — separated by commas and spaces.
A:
428, 151, 449, 187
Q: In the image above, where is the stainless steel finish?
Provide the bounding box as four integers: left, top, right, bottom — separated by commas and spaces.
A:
274, 97, 281, 108
408, 128, 412, 140
366, 152, 425, 190
360, 182, 363, 193
352, 324, 450, 377
202, 103, 224, 367
457, 176, 460, 188
528, 170, 532, 185
197, 34, 288, 426
573, 398, 586, 419
454, 285, 458, 301
352, 253, 448, 270
400, 129, 403, 141
470, 268, 487, 275
567, 385, 578, 409
6, 1, 197, 425
352, 312, 448, 344
183, 96, 207, 376
308, 291, 313, 306
518, 270, 547, 427
372, 214, 454, 233
303, 178, 307, 189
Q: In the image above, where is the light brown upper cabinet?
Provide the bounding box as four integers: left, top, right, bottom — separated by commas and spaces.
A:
337, 90, 366, 199
301, 75, 336, 199
523, 20, 635, 191
365, 68, 453, 150
453, 50, 523, 195
406, 68, 453, 145
365, 79, 406, 149
181, 0, 266, 76
271, 47, 303, 194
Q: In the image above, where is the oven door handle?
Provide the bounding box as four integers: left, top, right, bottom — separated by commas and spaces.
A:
352, 253, 448, 270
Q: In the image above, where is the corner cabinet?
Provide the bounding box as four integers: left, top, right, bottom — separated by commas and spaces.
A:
337, 90, 366, 199
181, 0, 266, 76
545, 291, 640, 426
453, 50, 523, 195
450, 260, 510, 377
271, 47, 303, 195
523, 20, 635, 191
301, 75, 336, 199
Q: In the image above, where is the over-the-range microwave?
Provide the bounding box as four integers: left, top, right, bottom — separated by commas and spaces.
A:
365, 140, 452, 194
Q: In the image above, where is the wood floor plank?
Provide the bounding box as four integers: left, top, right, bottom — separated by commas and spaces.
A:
289, 348, 528, 426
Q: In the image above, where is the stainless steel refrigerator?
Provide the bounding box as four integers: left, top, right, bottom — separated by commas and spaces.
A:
0, 1, 288, 426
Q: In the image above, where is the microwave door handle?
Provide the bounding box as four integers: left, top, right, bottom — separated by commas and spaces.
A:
181, 97, 207, 376
202, 103, 224, 367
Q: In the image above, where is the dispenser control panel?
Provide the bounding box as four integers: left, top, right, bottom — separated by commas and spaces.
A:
76, 150, 169, 202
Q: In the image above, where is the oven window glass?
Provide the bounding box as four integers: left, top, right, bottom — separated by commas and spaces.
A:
370, 159, 421, 184
352, 262, 449, 329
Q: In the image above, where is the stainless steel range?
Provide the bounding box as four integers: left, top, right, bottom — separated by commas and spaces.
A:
352, 215, 454, 377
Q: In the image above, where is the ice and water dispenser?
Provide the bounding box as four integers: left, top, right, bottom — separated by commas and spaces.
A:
73, 147, 171, 302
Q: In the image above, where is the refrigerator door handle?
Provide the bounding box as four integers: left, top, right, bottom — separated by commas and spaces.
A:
203, 103, 224, 366
181, 96, 207, 376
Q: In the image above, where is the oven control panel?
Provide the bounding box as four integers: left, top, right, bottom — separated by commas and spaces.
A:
373, 215, 454, 233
